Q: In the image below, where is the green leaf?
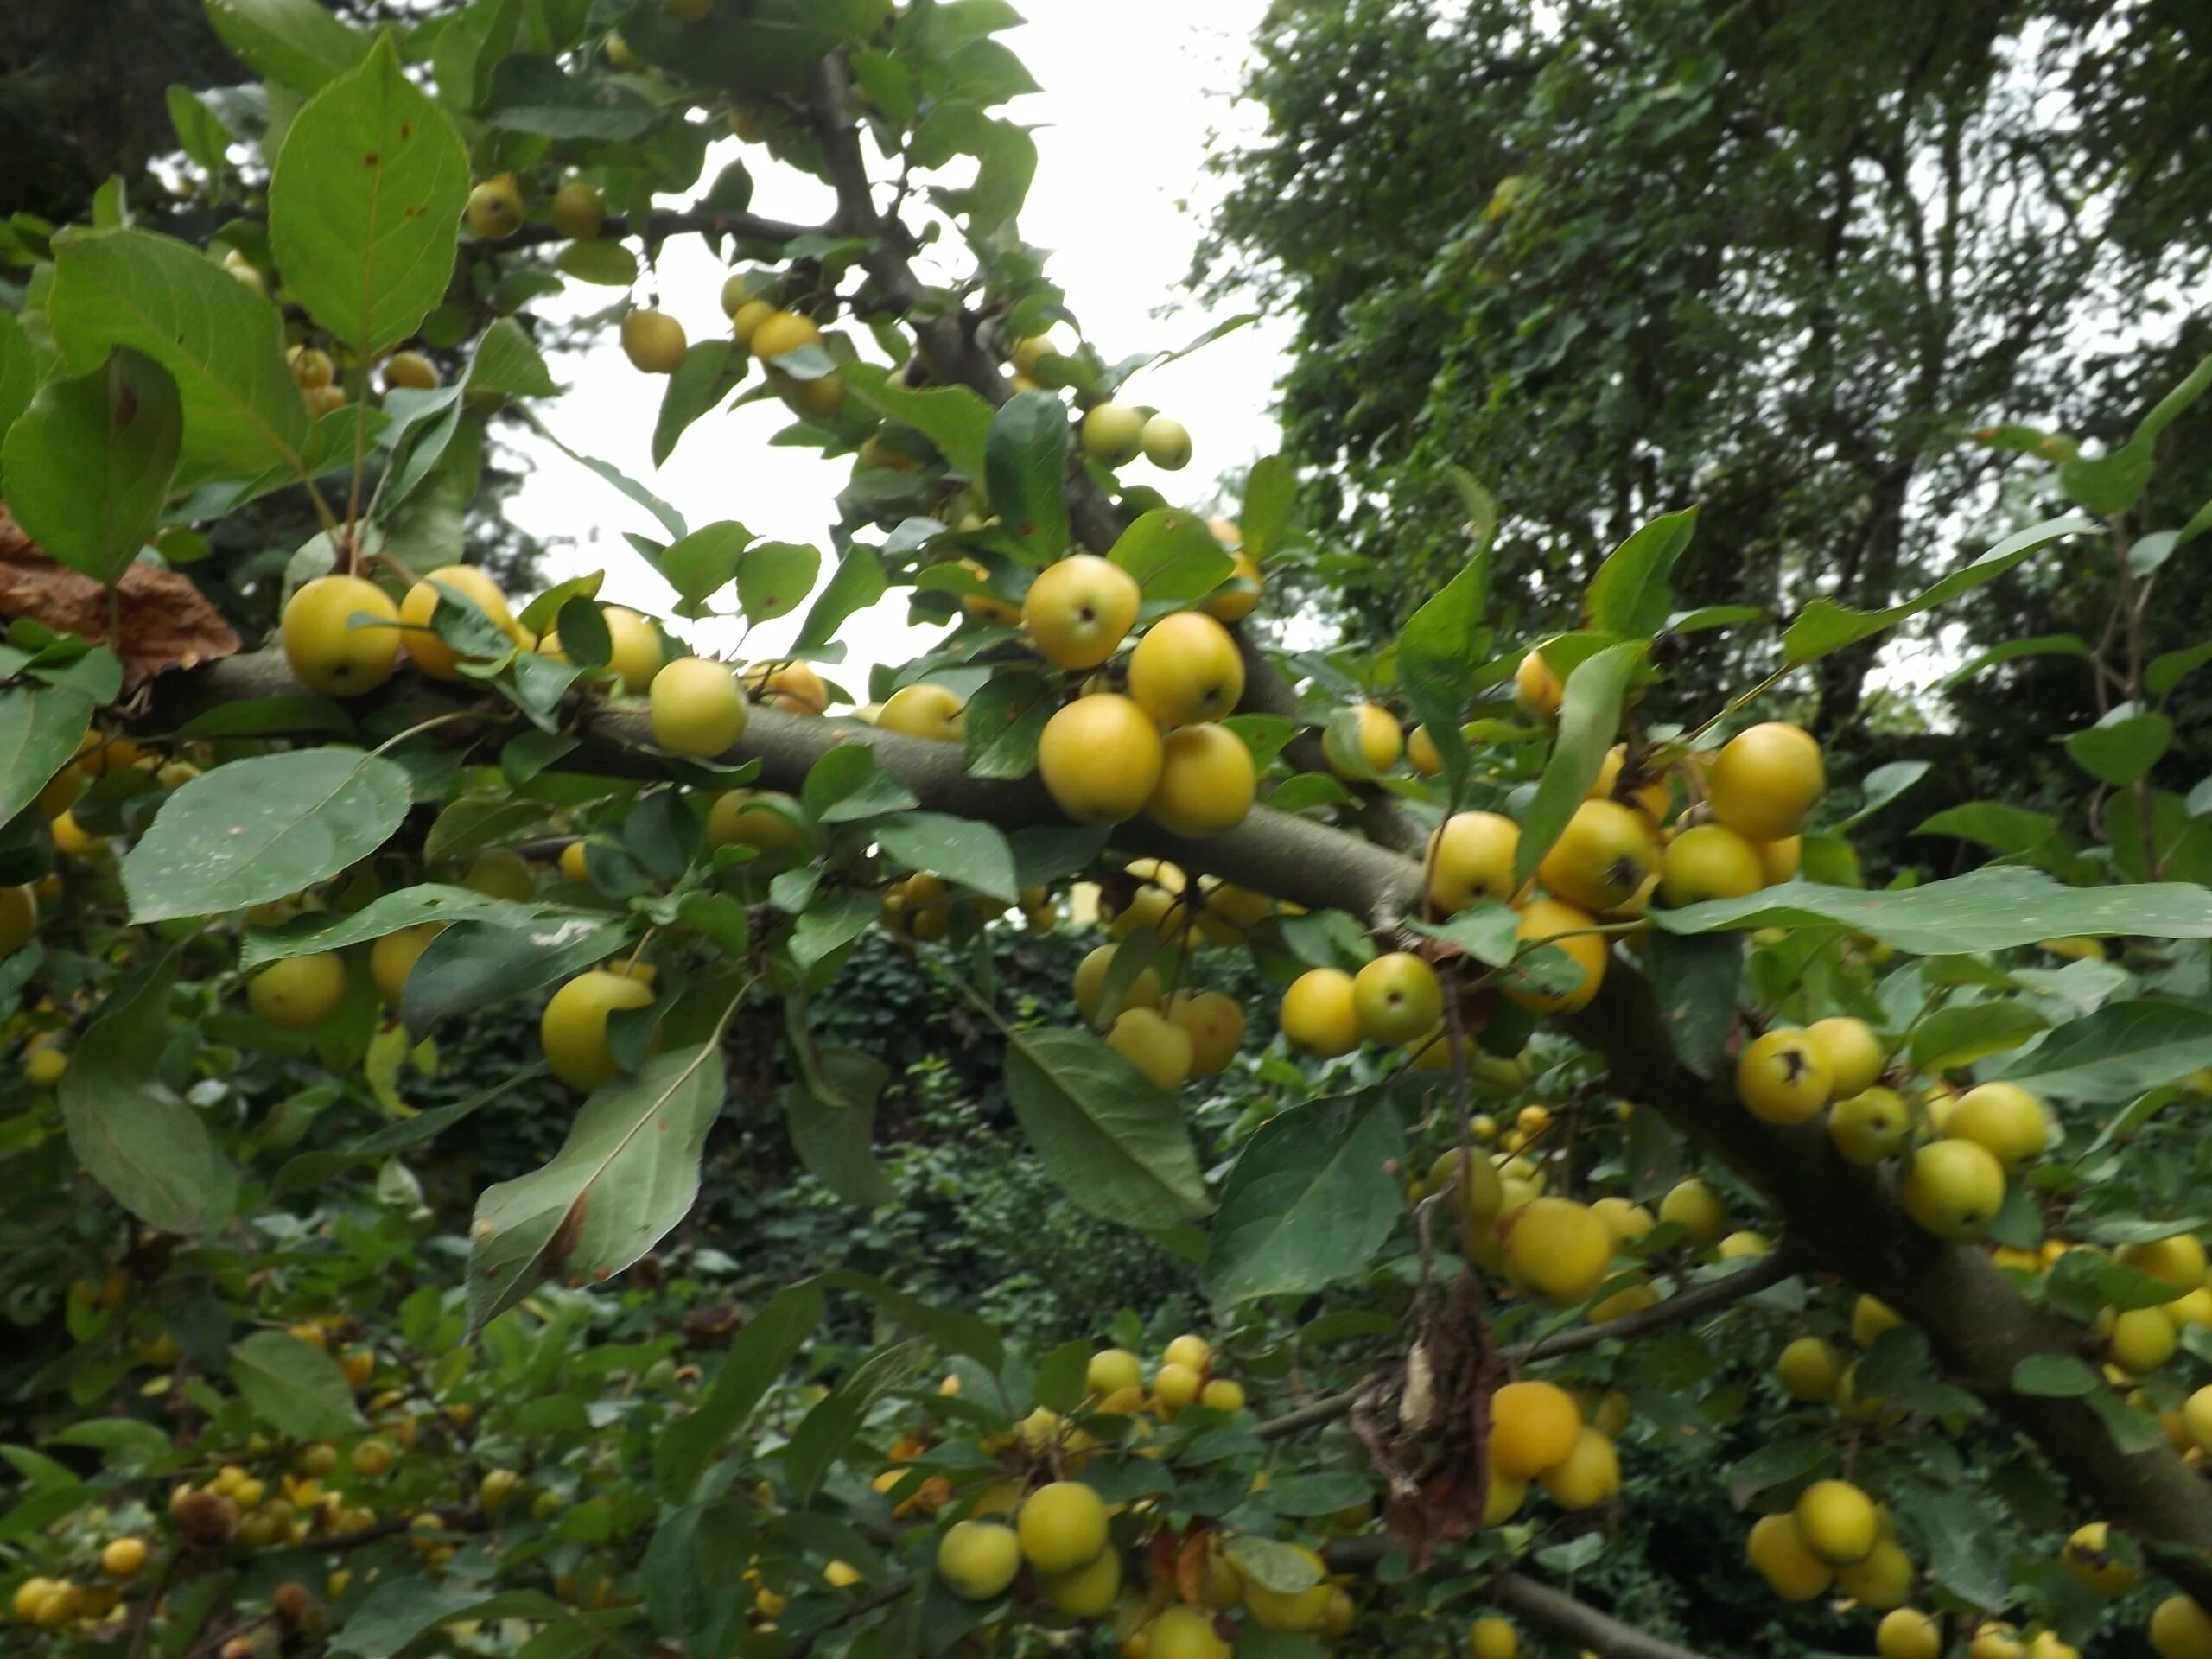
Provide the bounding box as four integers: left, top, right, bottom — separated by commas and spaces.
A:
1992, 1001, 2212, 1103
400, 918, 628, 1040
651, 341, 741, 465
1914, 803, 2063, 858
790, 891, 880, 972
785, 1339, 930, 1503
1783, 516, 2099, 665
874, 810, 1019, 905
467, 1042, 728, 1333
1645, 930, 1743, 1078
1512, 641, 1643, 888
1033, 1338, 1094, 1414
984, 391, 1069, 560
1240, 454, 1296, 559
654, 1281, 823, 1499
60, 950, 235, 1236
2133, 349, 2212, 448
470, 317, 561, 399
1668, 603, 1763, 632
0, 684, 95, 828
1395, 547, 1491, 790
1225, 1537, 1322, 1595
1916, 1488, 2009, 1611
736, 541, 821, 624
658, 520, 753, 611
2061, 441, 2154, 518
48, 227, 311, 483
0, 308, 37, 444
2, 348, 181, 586
1207, 1095, 1406, 1305
803, 746, 918, 824
1908, 1002, 2049, 1071
1839, 760, 1930, 830
1725, 1435, 1831, 1508
555, 239, 639, 287
272, 1072, 533, 1198
794, 547, 887, 654
330, 1583, 575, 1659
1939, 633, 2094, 690
1001, 1027, 1211, 1231
1653, 868, 2212, 954
240, 883, 586, 967
482, 52, 661, 138
2011, 1354, 2100, 1398
207, 0, 369, 93
1584, 507, 1696, 639
2065, 710, 2171, 786
785, 1047, 894, 1207
228, 1330, 363, 1439
2085, 1387, 2171, 1455
1108, 508, 1232, 600
842, 364, 993, 479
268, 34, 467, 357
166, 85, 232, 177
124, 748, 413, 922
962, 671, 1052, 779
2148, 641, 2212, 700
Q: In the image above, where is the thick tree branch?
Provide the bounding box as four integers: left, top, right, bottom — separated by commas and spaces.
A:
142, 646, 2212, 1602
1493, 1571, 1709, 1659
1560, 968, 2212, 1606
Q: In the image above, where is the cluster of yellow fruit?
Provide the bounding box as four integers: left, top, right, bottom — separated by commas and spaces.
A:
282, 340, 442, 419
1074, 927, 1246, 1095
7, 1536, 141, 1630
1005, 556, 1261, 839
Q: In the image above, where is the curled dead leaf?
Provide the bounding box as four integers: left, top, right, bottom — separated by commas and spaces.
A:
0, 506, 240, 690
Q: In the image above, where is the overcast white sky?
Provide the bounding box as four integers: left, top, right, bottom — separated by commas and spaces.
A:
504, 2, 1288, 683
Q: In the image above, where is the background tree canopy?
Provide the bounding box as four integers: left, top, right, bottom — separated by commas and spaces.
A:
1201, 0, 2212, 823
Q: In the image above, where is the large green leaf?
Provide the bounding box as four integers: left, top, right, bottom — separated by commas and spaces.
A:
785, 1338, 929, 1503
735, 541, 821, 624
2064, 710, 2171, 787
1783, 516, 2097, 664
1513, 641, 1643, 887
1583, 507, 1696, 639
874, 810, 1019, 904
784, 1048, 895, 1207
984, 391, 1070, 561
658, 520, 753, 611
59, 950, 235, 1235
124, 748, 414, 922
207, 0, 370, 93
842, 364, 994, 479
1654, 868, 2212, 954
653, 1281, 824, 1499
1207, 1095, 1406, 1305
400, 918, 629, 1040
2, 349, 181, 585
1395, 547, 1491, 791
0, 684, 96, 827
48, 227, 311, 483
1108, 508, 1231, 600
268, 34, 469, 357
794, 547, 887, 652
0, 309, 41, 454
240, 883, 588, 967
1908, 1002, 2049, 1071
651, 341, 744, 466
481, 53, 662, 139
1001, 1028, 1211, 1231
1992, 1001, 2212, 1102
228, 1330, 363, 1439
467, 1043, 728, 1332
1240, 454, 1296, 559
